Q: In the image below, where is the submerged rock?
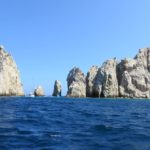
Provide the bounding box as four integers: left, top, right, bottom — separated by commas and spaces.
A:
52, 80, 62, 96
66, 67, 86, 98
34, 86, 44, 96
0, 45, 24, 96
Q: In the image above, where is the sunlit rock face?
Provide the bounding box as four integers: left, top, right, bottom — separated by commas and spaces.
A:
66, 67, 86, 98
66, 48, 150, 98
0, 45, 24, 96
85, 48, 150, 98
118, 48, 150, 98
92, 59, 119, 98
86, 66, 99, 97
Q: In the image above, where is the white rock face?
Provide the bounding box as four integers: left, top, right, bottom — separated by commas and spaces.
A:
0, 45, 24, 96
93, 59, 119, 97
86, 66, 99, 97
52, 80, 62, 96
67, 47, 150, 98
67, 67, 86, 98
34, 86, 44, 96
118, 48, 150, 98
102, 59, 119, 97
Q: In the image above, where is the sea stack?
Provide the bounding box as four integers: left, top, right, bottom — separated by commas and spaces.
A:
67, 67, 86, 98
52, 80, 62, 96
34, 86, 44, 96
0, 45, 24, 96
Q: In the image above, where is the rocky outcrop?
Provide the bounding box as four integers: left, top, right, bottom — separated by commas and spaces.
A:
0, 45, 24, 96
86, 66, 99, 97
52, 80, 62, 96
118, 48, 150, 98
67, 47, 150, 98
34, 86, 44, 96
93, 59, 119, 97
85, 47, 150, 98
66, 67, 86, 98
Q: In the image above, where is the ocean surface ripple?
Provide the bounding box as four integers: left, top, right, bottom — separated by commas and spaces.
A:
0, 97, 150, 150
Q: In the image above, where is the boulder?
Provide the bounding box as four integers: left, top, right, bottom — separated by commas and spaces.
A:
0, 45, 24, 96
52, 80, 62, 96
66, 67, 86, 98
34, 86, 44, 96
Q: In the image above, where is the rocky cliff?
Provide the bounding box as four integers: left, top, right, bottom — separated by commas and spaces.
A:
93, 58, 119, 98
67, 48, 150, 98
66, 67, 86, 98
0, 45, 24, 96
118, 48, 150, 98
86, 66, 98, 97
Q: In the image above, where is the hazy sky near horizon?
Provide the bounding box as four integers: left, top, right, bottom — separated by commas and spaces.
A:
1, 0, 150, 95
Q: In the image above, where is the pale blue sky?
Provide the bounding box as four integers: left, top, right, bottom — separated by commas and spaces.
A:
1, 0, 150, 95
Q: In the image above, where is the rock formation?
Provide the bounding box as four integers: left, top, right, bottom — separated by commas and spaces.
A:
86, 66, 99, 97
52, 80, 62, 96
34, 86, 44, 96
93, 58, 119, 97
66, 48, 150, 98
118, 48, 150, 98
0, 45, 24, 96
66, 67, 86, 98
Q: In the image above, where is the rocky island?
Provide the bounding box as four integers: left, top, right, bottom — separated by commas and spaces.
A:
67, 48, 150, 98
0, 45, 24, 96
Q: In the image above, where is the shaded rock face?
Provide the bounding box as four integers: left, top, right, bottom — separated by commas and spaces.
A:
34, 86, 44, 96
67, 67, 86, 98
93, 59, 119, 97
91, 68, 104, 97
118, 48, 150, 98
86, 66, 99, 97
0, 45, 24, 96
52, 80, 62, 96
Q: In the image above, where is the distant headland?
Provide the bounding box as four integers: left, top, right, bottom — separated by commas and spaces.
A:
0, 45, 150, 98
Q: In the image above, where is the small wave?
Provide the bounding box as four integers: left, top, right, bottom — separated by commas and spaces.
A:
50, 134, 61, 137
92, 124, 113, 132
92, 124, 130, 134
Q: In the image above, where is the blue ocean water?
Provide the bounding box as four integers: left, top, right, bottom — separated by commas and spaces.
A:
0, 97, 150, 150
